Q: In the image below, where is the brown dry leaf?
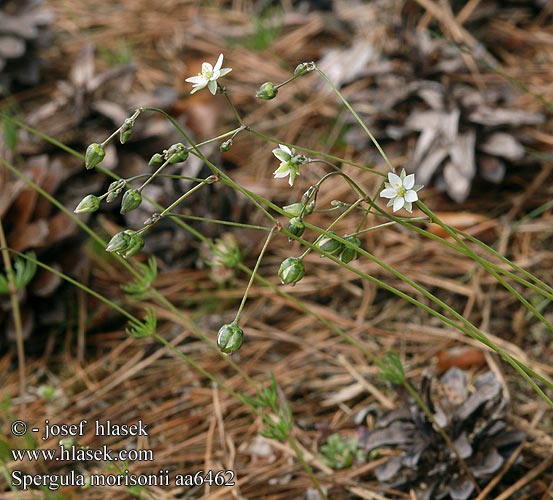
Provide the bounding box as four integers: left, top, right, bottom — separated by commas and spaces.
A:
316, 39, 376, 91
436, 346, 487, 372
426, 211, 494, 238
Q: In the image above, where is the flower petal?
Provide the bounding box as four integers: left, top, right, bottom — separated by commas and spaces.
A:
219, 67, 232, 77
387, 172, 402, 187
393, 196, 405, 212
185, 75, 204, 84
273, 149, 291, 162
380, 187, 398, 199
404, 190, 418, 203
279, 144, 292, 155
214, 54, 224, 72
403, 173, 415, 190
208, 80, 217, 95
201, 62, 213, 75
273, 164, 291, 178
404, 201, 413, 213
288, 168, 298, 186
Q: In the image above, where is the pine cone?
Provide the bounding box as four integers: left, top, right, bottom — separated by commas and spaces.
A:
0, 0, 54, 94
359, 368, 525, 499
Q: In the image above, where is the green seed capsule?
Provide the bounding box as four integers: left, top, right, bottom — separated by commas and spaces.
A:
316, 231, 343, 256
220, 139, 233, 152
85, 143, 105, 170
217, 323, 244, 354
256, 82, 278, 100
105, 231, 132, 253
278, 257, 305, 285
148, 153, 164, 166
164, 143, 189, 164
283, 202, 314, 218
168, 149, 189, 163
340, 235, 362, 263
120, 189, 142, 215
287, 217, 305, 238
119, 118, 134, 144
74, 194, 100, 214
121, 232, 145, 259
294, 62, 315, 76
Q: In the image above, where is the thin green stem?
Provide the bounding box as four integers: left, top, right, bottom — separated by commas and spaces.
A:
416, 203, 552, 330
138, 175, 216, 235
287, 435, 329, 500
2, 249, 140, 326
219, 84, 244, 126
167, 213, 272, 232
234, 226, 276, 323
0, 222, 26, 414
314, 66, 395, 172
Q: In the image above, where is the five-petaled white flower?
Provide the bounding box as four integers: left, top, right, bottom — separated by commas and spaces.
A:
272, 144, 308, 186
380, 169, 423, 213
185, 53, 232, 95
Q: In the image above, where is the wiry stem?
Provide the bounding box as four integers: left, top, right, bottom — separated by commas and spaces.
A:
0, 220, 26, 415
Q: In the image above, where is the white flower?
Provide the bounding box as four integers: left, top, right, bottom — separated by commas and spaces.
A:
185, 53, 232, 95
380, 169, 423, 213
272, 144, 308, 186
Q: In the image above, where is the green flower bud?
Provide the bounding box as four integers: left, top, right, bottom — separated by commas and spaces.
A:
217, 323, 244, 354
168, 150, 189, 164
106, 180, 125, 203
121, 232, 145, 259
164, 143, 189, 164
278, 257, 305, 285
316, 231, 343, 256
220, 139, 233, 152
256, 82, 278, 100
283, 202, 314, 218
85, 143, 105, 170
301, 185, 318, 206
74, 194, 100, 214
119, 118, 134, 144
120, 189, 142, 215
106, 231, 132, 253
339, 235, 362, 263
148, 153, 164, 167
287, 217, 305, 238
294, 62, 315, 76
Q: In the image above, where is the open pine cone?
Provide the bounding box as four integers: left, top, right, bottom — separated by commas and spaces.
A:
0, 0, 53, 94
359, 368, 525, 499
